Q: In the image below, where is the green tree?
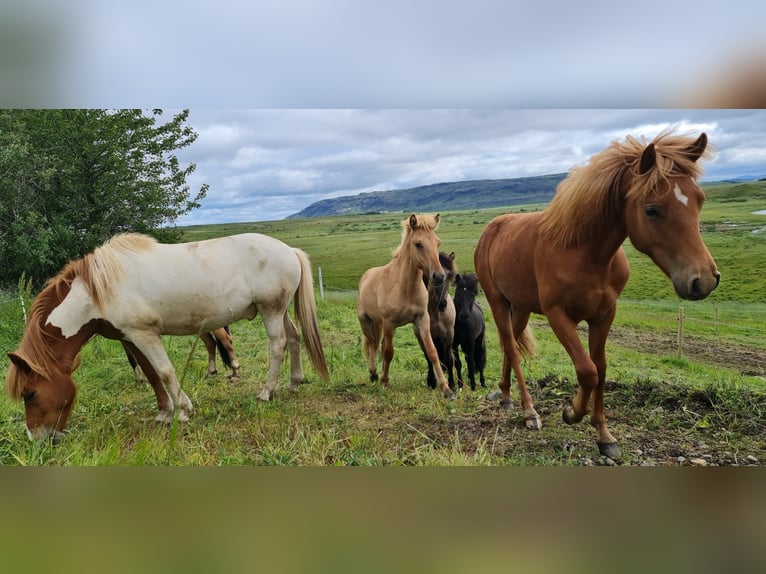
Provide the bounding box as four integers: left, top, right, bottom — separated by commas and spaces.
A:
0, 109, 208, 286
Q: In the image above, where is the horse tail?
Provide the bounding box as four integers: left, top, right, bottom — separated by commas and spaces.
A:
213, 331, 233, 370
293, 249, 329, 381
517, 325, 537, 358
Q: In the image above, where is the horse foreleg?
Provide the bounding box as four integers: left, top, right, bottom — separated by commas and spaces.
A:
414, 316, 455, 399
546, 307, 600, 428
588, 311, 621, 460
257, 311, 287, 401
284, 313, 305, 391
123, 336, 192, 423
452, 340, 465, 388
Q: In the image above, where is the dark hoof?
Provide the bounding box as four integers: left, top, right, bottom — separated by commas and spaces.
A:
443, 389, 457, 400
485, 389, 502, 401
370, 372, 379, 383
598, 442, 622, 461
562, 406, 583, 425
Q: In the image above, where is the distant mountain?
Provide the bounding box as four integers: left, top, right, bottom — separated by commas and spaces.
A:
288, 174, 567, 219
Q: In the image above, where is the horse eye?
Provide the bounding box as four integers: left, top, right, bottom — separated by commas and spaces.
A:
644, 206, 661, 218
21, 389, 37, 402
415, 242, 423, 249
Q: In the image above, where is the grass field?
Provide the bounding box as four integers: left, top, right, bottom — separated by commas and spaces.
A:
1, 181, 765, 466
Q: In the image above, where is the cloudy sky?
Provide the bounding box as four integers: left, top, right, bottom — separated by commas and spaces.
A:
175, 109, 766, 225
3, 3, 765, 226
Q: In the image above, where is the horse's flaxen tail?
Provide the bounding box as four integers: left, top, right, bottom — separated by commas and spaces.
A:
293, 249, 329, 381
517, 325, 537, 358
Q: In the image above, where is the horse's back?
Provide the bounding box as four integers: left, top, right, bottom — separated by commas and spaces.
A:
109, 234, 303, 334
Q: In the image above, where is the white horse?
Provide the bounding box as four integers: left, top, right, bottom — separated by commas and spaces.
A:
6, 233, 328, 441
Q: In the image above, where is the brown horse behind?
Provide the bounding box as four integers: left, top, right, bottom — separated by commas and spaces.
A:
357, 214, 456, 399
475, 129, 720, 460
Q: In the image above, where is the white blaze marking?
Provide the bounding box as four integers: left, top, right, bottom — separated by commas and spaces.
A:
674, 184, 689, 206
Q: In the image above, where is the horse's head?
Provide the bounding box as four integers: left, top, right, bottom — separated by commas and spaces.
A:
624, 132, 720, 300
427, 251, 457, 311
6, 352, 76, 443
404, 213, 445, 287
454, 273, 480, 319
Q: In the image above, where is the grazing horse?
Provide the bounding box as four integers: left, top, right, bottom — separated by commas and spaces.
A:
452, 273, 487, 391
475, 129, 719, 460
124, 325, 241, 382
420, 251, 458, 390
357, 214, 456, 399
5, 233, 328, 442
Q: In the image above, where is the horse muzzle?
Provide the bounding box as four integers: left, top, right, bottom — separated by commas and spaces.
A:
673, 271, 720, 301
430, 272, 445, 287
26, 425, 66, 445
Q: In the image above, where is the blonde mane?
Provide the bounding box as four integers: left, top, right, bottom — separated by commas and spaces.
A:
5, 233, 157, 399
539, 128, 713, 247
392, 213, 441, 258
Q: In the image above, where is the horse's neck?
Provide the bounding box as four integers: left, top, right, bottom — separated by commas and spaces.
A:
389, 254, 426, 297
43, 279, 100, 366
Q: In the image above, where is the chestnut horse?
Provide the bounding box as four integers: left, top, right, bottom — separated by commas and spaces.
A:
475, 129, 719, 460
6, 233, 328, 442
357, 214, 456, 399
124, 325, 241, 382
421, 251, 458, 390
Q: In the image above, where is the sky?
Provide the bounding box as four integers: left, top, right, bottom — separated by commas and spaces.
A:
174, 109, 766, 225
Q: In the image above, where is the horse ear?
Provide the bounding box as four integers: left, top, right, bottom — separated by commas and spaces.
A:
639, 143, 656, 174
685, 132, 708, 163
434, 213, 441, 225
7, 352, 32, 375
409, 214, 418, 229
71, 352, 82, 372
449, 251, 455, 260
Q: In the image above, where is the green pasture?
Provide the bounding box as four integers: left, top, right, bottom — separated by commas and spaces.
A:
1, 181, 764, 465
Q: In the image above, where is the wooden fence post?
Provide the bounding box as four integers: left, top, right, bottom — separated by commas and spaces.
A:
677, 306, 685, 357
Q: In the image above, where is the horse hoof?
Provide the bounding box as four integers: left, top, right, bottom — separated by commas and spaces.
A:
562, 406, 583, 425
257, 389, 271, 401
155, 412, 173, 424
177, 411, 190, 422
485, 389, 502, 401
525, 416, 542, 430
598, 441, 622, 461
206, 370, 217, 378
227, 374, 240, 382
443, 390, 456, 400
369, 373, 379, 383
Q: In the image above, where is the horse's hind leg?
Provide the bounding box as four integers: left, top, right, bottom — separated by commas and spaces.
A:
257, 310, 288, 401
379, 324, 395, 388
200, 332, 217, 376
284, 313, 306, 391
216, 326, 240, 380
358, 313, 380, 383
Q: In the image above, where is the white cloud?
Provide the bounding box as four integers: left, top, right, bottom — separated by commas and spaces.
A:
173, 109, 766, 225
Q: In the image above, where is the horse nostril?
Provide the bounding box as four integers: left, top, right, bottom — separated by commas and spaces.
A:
432, 273, 445, 287
690, 277, 700, 297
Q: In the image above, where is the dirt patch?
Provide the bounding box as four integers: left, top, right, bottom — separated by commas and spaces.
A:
400, 374, 766, 467
608, 325, 766, 377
